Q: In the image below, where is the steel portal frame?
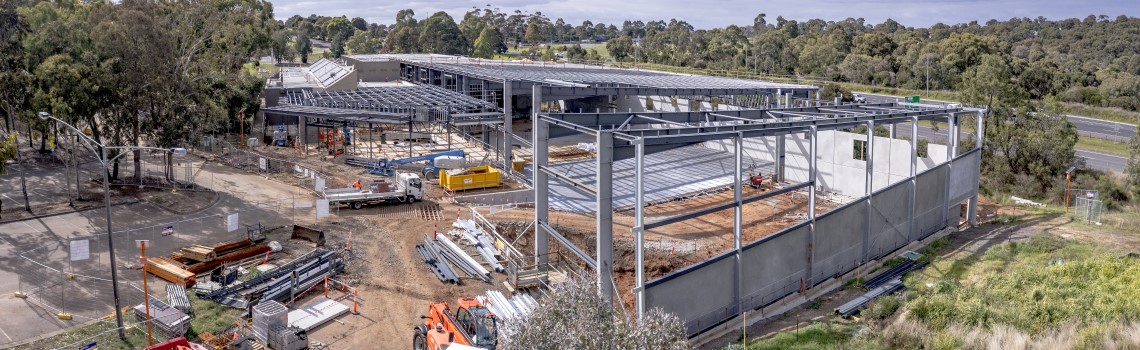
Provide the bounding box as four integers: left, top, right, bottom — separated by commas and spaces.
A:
531, 89, 984, 320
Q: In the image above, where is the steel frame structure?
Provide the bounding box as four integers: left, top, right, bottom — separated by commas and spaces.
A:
530, 87, 984, 320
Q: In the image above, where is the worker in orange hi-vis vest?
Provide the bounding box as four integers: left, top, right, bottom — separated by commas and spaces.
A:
352, 179, 362, 191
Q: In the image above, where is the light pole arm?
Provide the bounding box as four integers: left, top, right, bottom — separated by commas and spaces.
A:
39, 114, 102, 161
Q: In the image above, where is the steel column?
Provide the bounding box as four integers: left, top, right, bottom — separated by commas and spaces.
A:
908, 116, 918, 241
969, 111, 983, 226
634, 138, 645, 318
503, 79, 513, 166
806, 125, 818, 286
864, 121, 874, 263
776, 135, 786, 182
733, 132, 743, 314
534, 88, 550, 266
943, 113, 955, 226
596, 131, 615, 304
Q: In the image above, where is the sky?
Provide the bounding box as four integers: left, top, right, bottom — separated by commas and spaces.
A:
269, 0, 1140, 29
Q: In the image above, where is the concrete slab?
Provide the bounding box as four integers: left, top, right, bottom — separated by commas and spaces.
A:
288, 298, 350, 331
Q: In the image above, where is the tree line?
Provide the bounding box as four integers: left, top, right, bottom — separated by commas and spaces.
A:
0, 0, 274, 178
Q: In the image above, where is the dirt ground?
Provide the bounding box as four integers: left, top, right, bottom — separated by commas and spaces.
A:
254, 207, 500, 350
222, 141, 851, 347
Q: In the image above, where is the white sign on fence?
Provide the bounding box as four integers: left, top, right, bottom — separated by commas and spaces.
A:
69, 239, 90, 261
316, 199, 330, 218
226, 213, 240, 232
259, 157, 268, 171
314, 177, 325, 192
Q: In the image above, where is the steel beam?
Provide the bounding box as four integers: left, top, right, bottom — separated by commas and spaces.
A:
537, 165, 598, 195
537, 222, 596, 269
642, 182, 811, 230
596, 131, 615, 304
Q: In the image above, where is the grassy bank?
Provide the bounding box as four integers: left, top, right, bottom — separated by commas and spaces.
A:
735, 224, 1140, 350
1076, 135, 1133, 157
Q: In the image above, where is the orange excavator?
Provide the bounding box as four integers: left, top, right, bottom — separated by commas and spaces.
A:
413, 298, 499, 350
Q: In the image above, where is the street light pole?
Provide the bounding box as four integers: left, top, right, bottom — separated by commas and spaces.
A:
39, 112, 126, 339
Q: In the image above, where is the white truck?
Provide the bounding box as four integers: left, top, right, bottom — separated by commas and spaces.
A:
323, 173, 423, 209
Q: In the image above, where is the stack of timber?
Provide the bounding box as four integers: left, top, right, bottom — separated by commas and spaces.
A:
146, 257, 197, 287
180, 245, 217, 262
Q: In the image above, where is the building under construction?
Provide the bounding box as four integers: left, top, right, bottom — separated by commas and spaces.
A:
256, 54, 983, 340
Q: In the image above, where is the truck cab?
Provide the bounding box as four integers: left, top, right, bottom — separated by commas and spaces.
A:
396, 173, 424, 202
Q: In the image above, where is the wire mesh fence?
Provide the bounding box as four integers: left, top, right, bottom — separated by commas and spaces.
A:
1072, 197, 1103, 224
15, 201, 297, 324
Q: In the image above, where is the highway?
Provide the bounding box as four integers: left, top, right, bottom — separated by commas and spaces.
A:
857, 93, 1132, 173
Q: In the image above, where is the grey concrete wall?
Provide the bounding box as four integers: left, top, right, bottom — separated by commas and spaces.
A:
740, 223, 810, 310
949, 149, 981, 204
811, 200, 867, 284
644, 253, 737, 335
869, 181, 913, 259
914, 164, 949, 237
344, 59, 402, 82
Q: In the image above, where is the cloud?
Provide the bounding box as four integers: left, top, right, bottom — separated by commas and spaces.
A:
270, 0, 1139, 29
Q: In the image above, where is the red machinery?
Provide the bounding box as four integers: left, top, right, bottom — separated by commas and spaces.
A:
413, 298, 498, 350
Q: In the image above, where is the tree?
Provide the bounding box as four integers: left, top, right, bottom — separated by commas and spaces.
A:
606, 35, 633, 61
418, 11, 467, 55
0, 131, 14, 175
344, 30, 378, 54
330, 34, 345, 57
472, 26, 504, 58
0, 0, 28, 132
383, 9, 419, 53
959, 54, 1025, 110
499, 275, 689, 350
349, 16, 366, 31
324, 17, 354, 41
295, 33, 313, 63
524, 20, 544, 44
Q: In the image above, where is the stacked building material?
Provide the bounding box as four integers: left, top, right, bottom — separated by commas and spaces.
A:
454, 219, 504, 273
835, 257, 929, 317
253, 300, 288, 344
200, 249, 324, 301
179, 245, 217, 262
260, 251, 343, 304
165, 284, 192, 315
185, 242, 272, 274
436, 235, 490, 281
481, 290, 537, 322
268, 326, 308, 350
836, 279, 904, 317
146, 257, 197, 287
288, 298, 350, 331
134, 297, 191, 337
416, 236, 460, 284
